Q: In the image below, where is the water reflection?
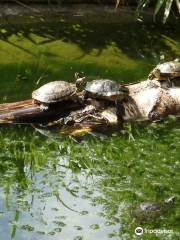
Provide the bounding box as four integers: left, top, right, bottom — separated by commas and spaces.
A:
0, 119, 180, 239
0, 126, 121, 239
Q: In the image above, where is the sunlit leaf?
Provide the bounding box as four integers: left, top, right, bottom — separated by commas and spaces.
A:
163, 0, 174, 23
115, 0, 120, 9
175, 0, 180, 13
154, 0, 165, 18
137, 0, 150, 11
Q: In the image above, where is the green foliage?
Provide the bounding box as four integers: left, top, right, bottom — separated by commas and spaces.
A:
136, 0, 180, 23
115, 0, 179, 23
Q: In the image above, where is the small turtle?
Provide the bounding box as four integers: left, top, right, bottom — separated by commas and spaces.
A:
82, 79, 129, 102
133, 196, 175, 223
148, 60, 180, 87
139, 196, 175, 213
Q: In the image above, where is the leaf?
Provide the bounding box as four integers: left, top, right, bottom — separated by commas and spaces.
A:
137, 0, 150, 12
115, 0, 125, 10
163, 0, 174, 23
175, 0, 180, 13
115, 0, 120, 10
154, 0, 165, 18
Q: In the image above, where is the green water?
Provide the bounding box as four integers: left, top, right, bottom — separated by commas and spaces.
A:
0, 14, 180, 240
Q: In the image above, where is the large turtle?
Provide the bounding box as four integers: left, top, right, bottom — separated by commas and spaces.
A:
148, 60, 180, 87
32, 81, 77, 110
32, 74, 86, 110
82, 79, 129, 102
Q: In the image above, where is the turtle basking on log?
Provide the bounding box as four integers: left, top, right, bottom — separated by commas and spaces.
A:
32, 81, 77, 110
1, 61, 180, 126
33, 73, 129, 111
32, 74, 86, 110
75, 72, 129, 102
148, 60, 180, 88
83, 79, 129, 102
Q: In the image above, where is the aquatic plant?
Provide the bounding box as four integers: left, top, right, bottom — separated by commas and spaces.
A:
137, 0, 180, 23
116, 0, 180, 23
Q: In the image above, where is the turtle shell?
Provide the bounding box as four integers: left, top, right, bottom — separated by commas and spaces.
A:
32, 81, 77, 103
139, 202, 162, 212
149, 61, 180, 80
156, 61, 180, 73
85, 79, 128, 100
138, 196, 175, 213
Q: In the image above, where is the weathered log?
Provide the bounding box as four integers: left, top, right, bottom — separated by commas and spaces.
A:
0, 99, 82, 123
0, 79, 180, 126
123, 80, 180, 121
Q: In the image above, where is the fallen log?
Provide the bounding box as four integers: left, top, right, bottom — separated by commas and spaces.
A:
0, 78, 180, 127
32, 82, 180, 137
0, 99, 82, 124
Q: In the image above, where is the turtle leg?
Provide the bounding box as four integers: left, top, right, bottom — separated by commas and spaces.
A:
72, 93, 84, 105
160, 75, 172, 89
32, 99, 49, 111
73, 91, 87, 105
40, 103, 49, 111
115, 95, 127, 121
167, 77, 172, 88
83, 90, 89, 100
148, 111, 161, 121
161, 77, 172, 89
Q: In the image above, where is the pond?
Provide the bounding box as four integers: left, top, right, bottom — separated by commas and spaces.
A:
0, 10, 180, 240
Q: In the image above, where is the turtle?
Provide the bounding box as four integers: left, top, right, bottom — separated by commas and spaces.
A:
148, 60, 180, 87
32, 81, 77, 110
139, 196, 175, 213
82, 79, 129, 102
133, 196, 175, 223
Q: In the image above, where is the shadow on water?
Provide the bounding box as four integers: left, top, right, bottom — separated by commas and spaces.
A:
0, 16, 179, 104
1, 18, 180, 60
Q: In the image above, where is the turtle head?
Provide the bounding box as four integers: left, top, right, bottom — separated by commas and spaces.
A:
75, 72, 87, 91
149, 68, 161, 80
164, 196, 175, 205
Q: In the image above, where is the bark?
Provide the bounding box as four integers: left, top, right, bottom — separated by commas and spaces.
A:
0, 99, 82, 124
122, 80, 180, 121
